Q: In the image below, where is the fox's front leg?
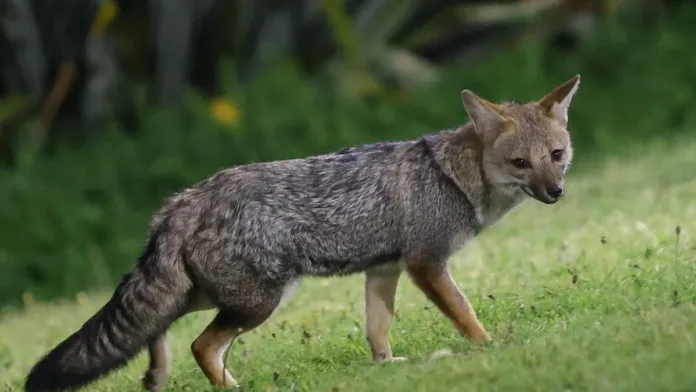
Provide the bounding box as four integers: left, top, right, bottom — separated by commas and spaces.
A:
365, 265, 405, 362
407, 263, 491, 342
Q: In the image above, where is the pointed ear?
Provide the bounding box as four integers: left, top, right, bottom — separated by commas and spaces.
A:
537, 74, 581, 126
461, 90, 506, 134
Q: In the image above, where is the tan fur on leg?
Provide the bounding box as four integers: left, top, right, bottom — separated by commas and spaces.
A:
191, 319, 242, 389
407, 264, 491, 342
365, 266, 403, 362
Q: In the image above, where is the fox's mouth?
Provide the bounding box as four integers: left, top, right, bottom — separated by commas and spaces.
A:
520, 185, 536, 199
520, 185, 559, 205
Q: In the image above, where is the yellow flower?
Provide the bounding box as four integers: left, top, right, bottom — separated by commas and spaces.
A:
209, 97, 241, 126
92, 0, 119, 35
22, 292, 35, 305
76, 291, 89, 304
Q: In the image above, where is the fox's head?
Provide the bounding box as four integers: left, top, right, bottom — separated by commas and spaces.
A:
462, 75, 581, 204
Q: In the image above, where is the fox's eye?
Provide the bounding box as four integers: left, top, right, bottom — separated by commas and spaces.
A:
511, 158, 529, 169
551, 149, 564, 161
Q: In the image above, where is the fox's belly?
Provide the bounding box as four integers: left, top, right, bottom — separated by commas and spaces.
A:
295, 248, 403, 277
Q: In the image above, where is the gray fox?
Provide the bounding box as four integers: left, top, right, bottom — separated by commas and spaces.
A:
25, 75, 581, 391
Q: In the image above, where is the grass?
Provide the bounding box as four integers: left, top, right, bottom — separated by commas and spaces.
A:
1, 132, 695, 391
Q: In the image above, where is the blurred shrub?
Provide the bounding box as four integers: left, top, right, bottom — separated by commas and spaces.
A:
0, 0, 653, 153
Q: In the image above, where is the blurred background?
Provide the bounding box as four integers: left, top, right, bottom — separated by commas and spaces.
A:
0, 0, 693, 308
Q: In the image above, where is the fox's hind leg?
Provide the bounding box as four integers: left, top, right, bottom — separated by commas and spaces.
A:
143, 291, 216, 391
191, 314, 242, 389
143, 334, 170, 392
365, 265, 404, 362
191, 283, 285, 389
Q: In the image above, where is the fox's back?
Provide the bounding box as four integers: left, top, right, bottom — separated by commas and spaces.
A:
182, 141, 410, 277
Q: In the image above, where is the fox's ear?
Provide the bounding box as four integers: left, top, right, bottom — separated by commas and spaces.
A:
537, 74, 581, 126
462, 90, 506, 134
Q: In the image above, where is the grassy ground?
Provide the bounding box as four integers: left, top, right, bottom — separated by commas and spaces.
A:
2, 133, 696, 392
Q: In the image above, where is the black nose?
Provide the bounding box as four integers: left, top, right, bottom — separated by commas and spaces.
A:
546, 186, 563, 199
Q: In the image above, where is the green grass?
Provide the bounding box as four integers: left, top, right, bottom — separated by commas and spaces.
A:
2, 133, 695, 391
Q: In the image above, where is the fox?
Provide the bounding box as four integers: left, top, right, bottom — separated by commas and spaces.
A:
24, 75, 581, 392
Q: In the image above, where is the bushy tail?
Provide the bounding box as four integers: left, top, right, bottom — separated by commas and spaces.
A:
25, 233, 191, 392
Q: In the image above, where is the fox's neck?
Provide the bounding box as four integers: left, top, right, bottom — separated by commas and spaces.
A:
426, 123, 527, 226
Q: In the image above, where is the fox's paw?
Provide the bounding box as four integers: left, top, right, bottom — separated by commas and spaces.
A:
380, 356, 407, 363
467, 327, 492, 343
142, 367, 169, 392
478, 333, 493, 344
374, 355, 408, 363
213, 372, 239, 390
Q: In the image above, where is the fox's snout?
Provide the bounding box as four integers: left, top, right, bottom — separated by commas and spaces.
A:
526, 182, 564, 204
546, 186, 563, 200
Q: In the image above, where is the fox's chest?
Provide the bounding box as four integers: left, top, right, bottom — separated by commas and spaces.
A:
447, 229, 476, 256
478, 189, 528, 227
445, 197, 526, 258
